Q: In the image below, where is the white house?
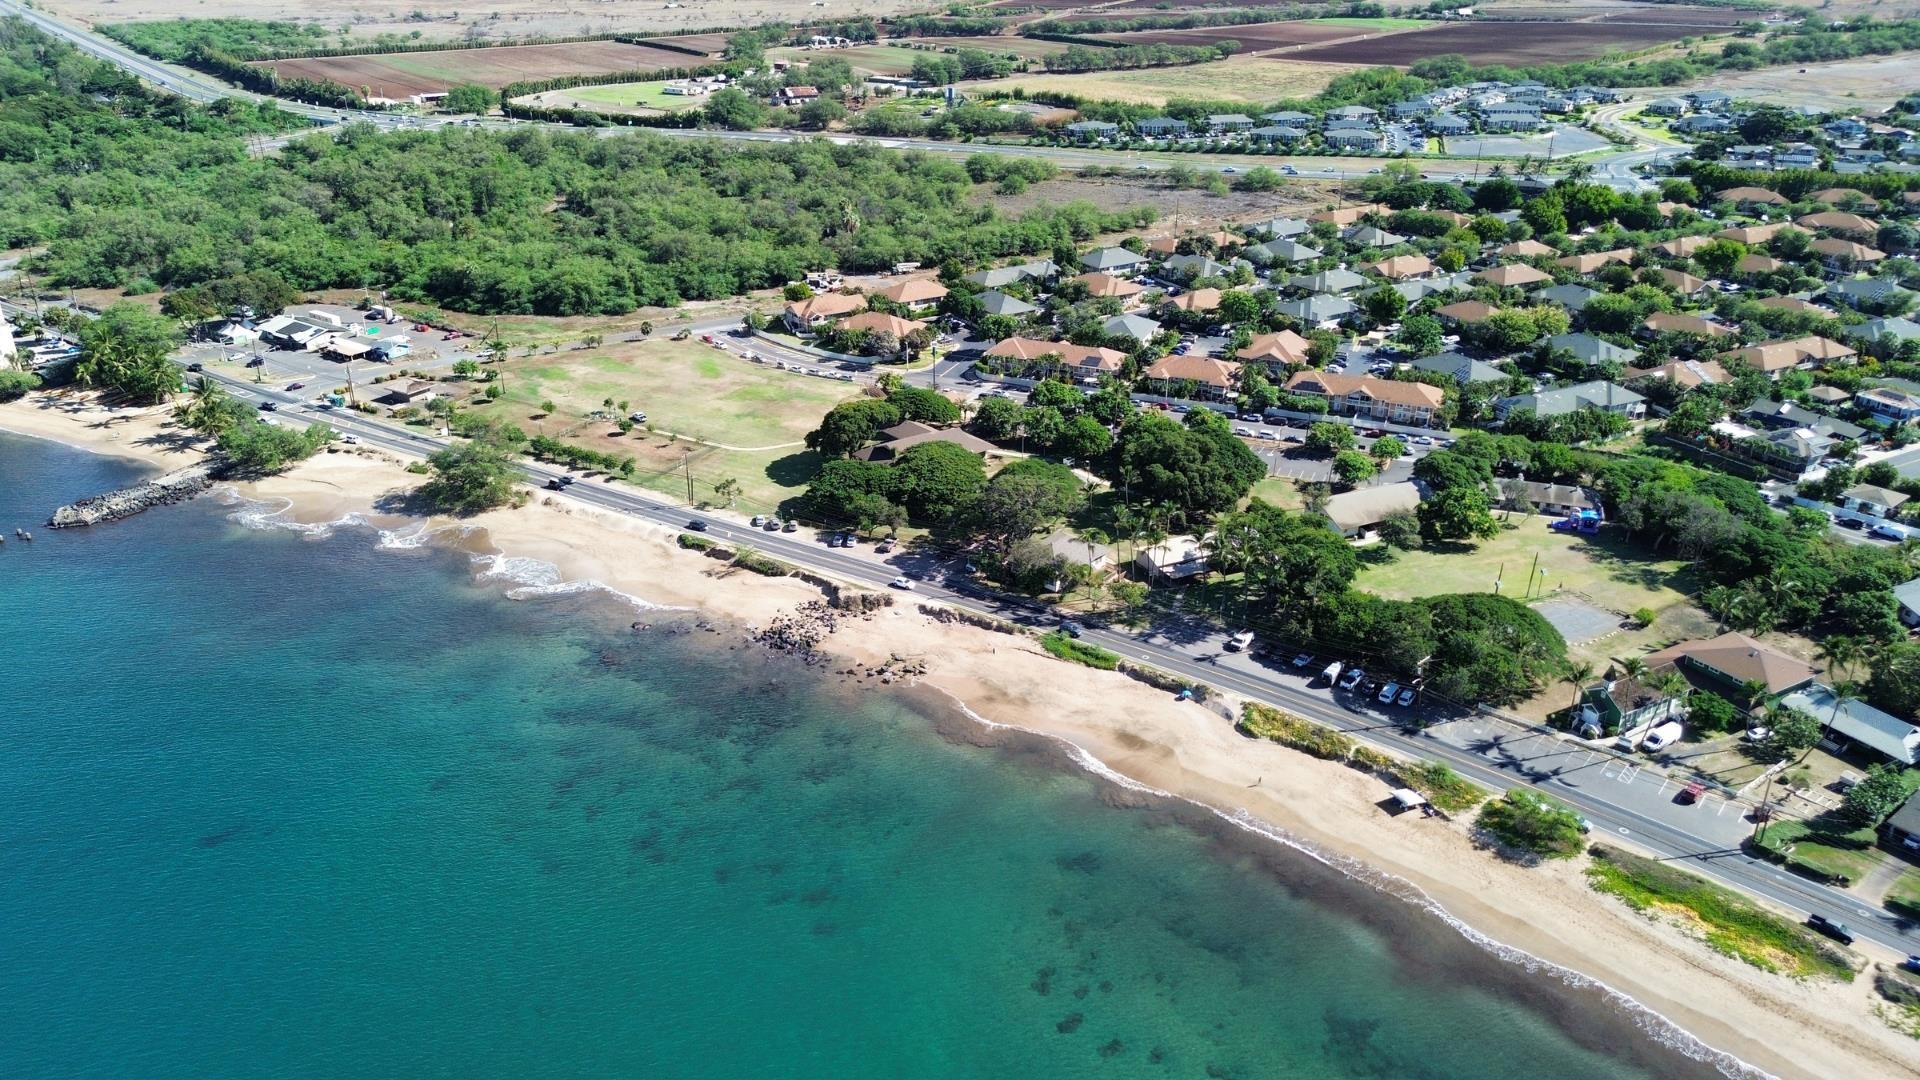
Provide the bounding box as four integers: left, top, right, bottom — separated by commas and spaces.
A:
1134, 535, 1210, 582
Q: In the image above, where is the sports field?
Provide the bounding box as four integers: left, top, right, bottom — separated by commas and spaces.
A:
545, 81, 710, 113
960, 55, 1367, 106
470, 339, 858, 511
767, 44, 928, 77
1356, 515, 1691, 619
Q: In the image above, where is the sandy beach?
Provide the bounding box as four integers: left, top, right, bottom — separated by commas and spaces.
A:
7, 389, 1917, 1080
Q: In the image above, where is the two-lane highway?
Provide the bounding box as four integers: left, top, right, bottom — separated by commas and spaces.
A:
182, 369, 1919, 958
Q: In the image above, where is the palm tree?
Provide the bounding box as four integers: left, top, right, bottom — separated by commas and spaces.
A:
1615, 656, 1650, 686
1074, 526, 1110, 572
1816, 635, 1866, 684
172, 376, 236, 435
1701, 584, 1740, 631
1652, 669, 1690, 720
1563, 659, 1596, 710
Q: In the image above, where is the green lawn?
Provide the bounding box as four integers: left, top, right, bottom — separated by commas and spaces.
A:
459, 339, 855, 513
1356, 515, 1693, 618
563, 81, 708, 112
767, 44, 926, 77
1889, 868, 1920, 920
1755, 817, 1885, 887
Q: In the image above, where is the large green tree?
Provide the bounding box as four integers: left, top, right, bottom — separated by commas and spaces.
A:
1416, 593, 1566, 705
889, 441, 987, 525
74, 303, 184, 403
421, 431, 522, 512
1111, 410, 1264, 527
806, 399, 903, 457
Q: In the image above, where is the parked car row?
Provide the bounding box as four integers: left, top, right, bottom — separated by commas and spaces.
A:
1285, 651, 1419, 707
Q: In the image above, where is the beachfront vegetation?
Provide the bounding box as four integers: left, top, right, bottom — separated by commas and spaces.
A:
71, 304, 185, 405
0, 369, 40, 401
0, 22, 1154, 316
1238, 702, 1355, 762
216, 419, 335, 476
1586, 845, 1856, 981
421, 428, 524, 513
1400, 761, 1487, 814
1475, 790, 1585, 862
1040, 631, 1120, 670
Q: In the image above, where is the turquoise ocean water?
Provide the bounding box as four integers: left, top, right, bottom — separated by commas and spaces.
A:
0, 432, 1728, 1079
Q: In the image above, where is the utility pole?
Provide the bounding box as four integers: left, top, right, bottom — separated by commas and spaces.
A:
683, 450, 694, 505
1493, 561, 1504, 595
1525, 551, 1540, 599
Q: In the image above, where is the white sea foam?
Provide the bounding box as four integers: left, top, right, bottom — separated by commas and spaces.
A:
468, 551, 682, 612
219, 487, 368, 538
929, 690, 1773, 1080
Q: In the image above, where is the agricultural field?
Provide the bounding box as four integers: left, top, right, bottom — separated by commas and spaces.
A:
637, 33, 734, 57
254, 40, 699, 96
47, 0, 929, 43
1093, 19, 1410, 52
767, 43, 929, 77
468, 339, 859, 513
959, 54, 1367, 105
898, 35, 1076, 62
515, 81, 711, 116
1096, 0, 1312, 9
1475, 3, 1749, 25
1286, 19, 1712, 66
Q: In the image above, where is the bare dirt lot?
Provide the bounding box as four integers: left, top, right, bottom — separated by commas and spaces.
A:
1096, 0, 1314, 9
1476, 2, 1750, 25
1093, 19, 1400, 52
45, 0, 927, 44
980, 174, 1332, 234
1668, 54, 1920, 113
1287, 19, 1709, 66
963, 54, 1365, 105
255, 40, 700, 96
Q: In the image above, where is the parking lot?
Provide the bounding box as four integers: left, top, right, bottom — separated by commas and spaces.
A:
178, 303, 480, 391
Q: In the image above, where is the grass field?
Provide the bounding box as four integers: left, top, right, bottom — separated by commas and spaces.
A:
1357, 515, 1691, 617
898, 36, 1074, 61
466, 340, 856, 512
768, 44, 928, 77
960, 55, 1366, 106
556, 81, 709, 113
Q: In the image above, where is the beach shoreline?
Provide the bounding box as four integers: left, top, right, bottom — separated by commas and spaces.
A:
7, 390, 1916, 1080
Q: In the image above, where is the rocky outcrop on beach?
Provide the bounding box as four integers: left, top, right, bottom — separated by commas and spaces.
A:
49, 463, 215, 528
751, 601, 845, 663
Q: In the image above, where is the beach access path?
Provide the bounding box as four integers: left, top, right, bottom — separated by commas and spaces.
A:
88, 351, 1916, 964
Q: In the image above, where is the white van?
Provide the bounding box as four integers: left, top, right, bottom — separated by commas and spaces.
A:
1640, 720, 1684, 753
1321, 661, 1342, 685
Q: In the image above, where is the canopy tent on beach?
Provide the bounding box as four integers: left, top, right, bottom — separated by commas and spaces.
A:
1391, 788, 1427, 811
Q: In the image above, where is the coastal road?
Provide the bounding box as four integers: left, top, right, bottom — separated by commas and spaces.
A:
0, 0, 1666, 189
154, 362, 1920, 959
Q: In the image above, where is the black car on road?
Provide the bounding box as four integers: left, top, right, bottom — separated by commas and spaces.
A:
1806, 914, 1854, 946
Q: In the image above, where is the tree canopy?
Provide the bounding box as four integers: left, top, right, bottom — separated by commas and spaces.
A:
0, 23, 1156, 317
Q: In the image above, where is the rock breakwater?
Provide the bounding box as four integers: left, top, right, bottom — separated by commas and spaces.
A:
49, 463, 215, 528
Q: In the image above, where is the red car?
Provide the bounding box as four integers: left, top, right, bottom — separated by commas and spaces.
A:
1680, 781, 1706, 804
